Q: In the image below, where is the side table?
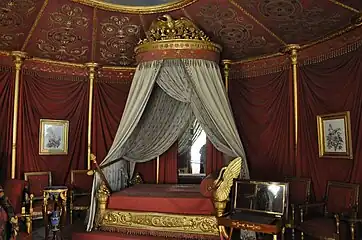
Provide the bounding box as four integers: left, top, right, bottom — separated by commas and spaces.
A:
43, 186, 68, 240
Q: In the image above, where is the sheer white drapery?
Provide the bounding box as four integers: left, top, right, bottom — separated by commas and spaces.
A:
86, 59, 250, 231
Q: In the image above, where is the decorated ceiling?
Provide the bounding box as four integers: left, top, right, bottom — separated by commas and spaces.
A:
0, 0, 361, 66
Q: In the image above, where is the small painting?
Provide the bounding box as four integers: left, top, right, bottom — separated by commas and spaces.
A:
39, 119, 69, 155
317, 111, 352, 159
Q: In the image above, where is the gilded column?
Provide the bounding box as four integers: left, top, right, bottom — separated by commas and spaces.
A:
222, 60, 232, 92
10, 51, 27, 179
285, 45, 301, 157
85, 63, 98, 170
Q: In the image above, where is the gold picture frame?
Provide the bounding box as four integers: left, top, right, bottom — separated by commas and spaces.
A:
317, 111, 353, 159
39, 119, 69, 155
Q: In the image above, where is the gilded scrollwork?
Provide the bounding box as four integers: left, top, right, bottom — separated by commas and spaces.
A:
99, 16, 141, 66
36, 4, 90, 62
101, 210, 219, 235
0, 0, 36, 49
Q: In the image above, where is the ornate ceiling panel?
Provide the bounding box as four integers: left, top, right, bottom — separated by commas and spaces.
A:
0, 0, 360, 64
184, 0, 286, 60
94, 10, 143, 66
24, 0, 93, 62
0, 0, 45, 51
233, 0, 357, 44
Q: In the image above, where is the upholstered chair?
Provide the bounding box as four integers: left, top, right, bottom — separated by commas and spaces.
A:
297, 181, 359, 240
2, 179, 33, 235
24, 171, 52, 220
284, 177, 312, 238
69, 170, 93, 224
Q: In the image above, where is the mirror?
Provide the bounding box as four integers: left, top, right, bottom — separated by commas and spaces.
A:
232, 180, 288, 215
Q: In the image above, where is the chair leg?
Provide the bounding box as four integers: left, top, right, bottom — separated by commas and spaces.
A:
301, 232, 304, 240
291, 228, 295, 240
70, 209, 73, 224
25, 215, 32, 234
351, 222, 355, 240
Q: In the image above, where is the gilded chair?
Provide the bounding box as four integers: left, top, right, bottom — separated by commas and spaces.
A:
24, 171, 52, 220
284, 177, 312, 238
69, 170, 93, 224
297, 181, 359, 240
2, 179, 33, 235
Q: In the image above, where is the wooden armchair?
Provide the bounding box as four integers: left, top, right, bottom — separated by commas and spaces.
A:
297, 181, 359, 240
3, 179, 33, 235
24, 171, 52, 220
69, 170, 93, 224
284, 177, 312, 237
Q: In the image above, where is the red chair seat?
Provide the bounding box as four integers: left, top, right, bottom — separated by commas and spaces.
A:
298, 218, 336, 238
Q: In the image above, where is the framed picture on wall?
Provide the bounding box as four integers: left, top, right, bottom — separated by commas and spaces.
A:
317, 111, 353, 159
39, 119, 69, 155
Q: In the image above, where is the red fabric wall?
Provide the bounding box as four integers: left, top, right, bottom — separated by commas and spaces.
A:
0, 69, 14, 183
92, 78, 131, 163
16, 70, 89, 184
297, 48, 362, 199
229, 69, 294, 181
229, 47, 362, 199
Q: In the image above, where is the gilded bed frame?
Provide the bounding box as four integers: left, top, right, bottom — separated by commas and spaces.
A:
93, 157, 242, 239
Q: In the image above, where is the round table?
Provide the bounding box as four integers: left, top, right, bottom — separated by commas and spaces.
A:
43, 186, 68, 240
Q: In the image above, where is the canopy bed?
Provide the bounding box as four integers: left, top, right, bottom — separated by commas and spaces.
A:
86, 14, 252, 239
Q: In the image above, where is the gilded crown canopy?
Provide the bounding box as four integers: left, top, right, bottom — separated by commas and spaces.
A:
135, 15, 222, 63
139, 14, 210, 44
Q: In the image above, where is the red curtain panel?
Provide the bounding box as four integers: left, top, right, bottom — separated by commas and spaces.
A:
0, 69, 14, 183
16, 70, 89, 184
229, 69, 294, 181
297, 48, 362, 199
158, 142, 178, 184
91, 78, 131, 163
205, 139, 223, 175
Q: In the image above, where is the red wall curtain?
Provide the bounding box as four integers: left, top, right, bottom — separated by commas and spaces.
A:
206, 139, 223, 175
158, 142, 178, 184
0, 69, 14, 183
134, 160, 156, 183
16, 71, 89, 184
92, 79, 131, 163
297, 48, 362, 199
229, 69, 294, 180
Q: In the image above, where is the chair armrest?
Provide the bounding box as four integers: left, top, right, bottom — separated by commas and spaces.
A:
299, 202, 325, 209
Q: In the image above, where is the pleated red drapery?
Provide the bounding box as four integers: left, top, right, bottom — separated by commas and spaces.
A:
229, 69, 294, 181
206, 139, 223, 175
158, 142, 178, 184
0, 69, 14, 183
16, 70, 89, 184
297, 48, 362, 199
92, 78, 131, 163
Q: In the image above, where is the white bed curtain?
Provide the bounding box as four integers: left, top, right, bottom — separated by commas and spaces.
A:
86, 59, 250, 231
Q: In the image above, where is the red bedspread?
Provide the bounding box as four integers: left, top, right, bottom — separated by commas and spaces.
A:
107, 184, 215, 215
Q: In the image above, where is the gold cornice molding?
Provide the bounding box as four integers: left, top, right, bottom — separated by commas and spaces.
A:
70, 0, 198, 14
0, 51, 10, 56
29, 57, 86, 68
21, 0, 49, 51
227, 52, 284, 65
102, 66, 136, 71
228, 0, 287, 46
327, 0, 360, 13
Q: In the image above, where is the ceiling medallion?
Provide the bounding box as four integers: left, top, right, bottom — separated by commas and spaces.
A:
71, 0, 197, 14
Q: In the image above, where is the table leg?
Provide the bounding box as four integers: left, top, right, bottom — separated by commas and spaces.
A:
351, 222, 355, 240
273, 234, 277, 240
227, 228, 234, 240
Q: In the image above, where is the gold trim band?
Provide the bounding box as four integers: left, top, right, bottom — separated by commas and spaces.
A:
71, 0, 198, 14
135, 39, 222, 54
100, 209, 219, 237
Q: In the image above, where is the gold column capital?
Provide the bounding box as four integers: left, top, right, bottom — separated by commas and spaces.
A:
11, 51, 27, 70
222, 59, 232, 92
84, 62, 99, 71
283, 44, 301, 65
